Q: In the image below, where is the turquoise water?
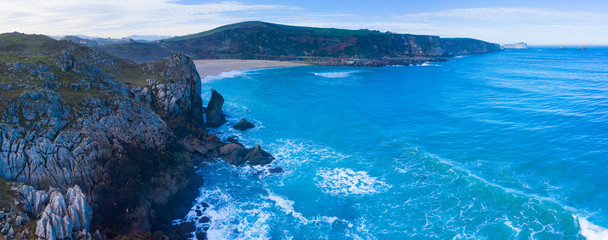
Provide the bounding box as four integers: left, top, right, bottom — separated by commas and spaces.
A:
178, 48, 608, 239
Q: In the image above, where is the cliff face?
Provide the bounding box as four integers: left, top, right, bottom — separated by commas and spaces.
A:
0, 33, 205, 237
98, 21, 500, 65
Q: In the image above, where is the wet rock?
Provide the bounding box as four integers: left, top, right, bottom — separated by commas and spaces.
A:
198, 216, 210, 224
233, 118, 255, 131
196, 231, 206, 240
226, 136, 240, 144
269, 167, 284, 173
219, 143, 274, 166
219, 143, 248, 166
205, 89, 227, 128
244, 145, 274, 166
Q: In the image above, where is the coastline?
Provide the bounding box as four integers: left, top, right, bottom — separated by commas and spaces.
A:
194, 59, 308, 78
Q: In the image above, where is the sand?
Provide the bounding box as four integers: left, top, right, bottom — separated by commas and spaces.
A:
194, 59, 308, 79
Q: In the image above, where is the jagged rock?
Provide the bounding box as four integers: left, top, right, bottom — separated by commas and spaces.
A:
219, 143, 274, 166
205, 89, 227, 128
33, 185, 92, 239
52, 51, 77, 72
14, 215, 24, 226
219, 144, 249, 165
17, 185, 49, 217
66, 185, 92, 231
244, 145, 274, 166
233, 118, 255, 131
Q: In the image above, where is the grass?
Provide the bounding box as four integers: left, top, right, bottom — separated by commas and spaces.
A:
165, 21, 391, 42
0, 52, 50, 64
0, 178, 17, 207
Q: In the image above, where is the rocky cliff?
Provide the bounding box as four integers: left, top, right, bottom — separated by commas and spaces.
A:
98, 21, 501, 65
0, 32, 275, 239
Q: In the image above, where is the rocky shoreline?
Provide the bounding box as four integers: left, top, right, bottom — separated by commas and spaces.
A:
0, 32, 276, 239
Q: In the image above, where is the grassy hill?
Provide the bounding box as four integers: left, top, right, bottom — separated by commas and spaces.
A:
97, 21, 501, 65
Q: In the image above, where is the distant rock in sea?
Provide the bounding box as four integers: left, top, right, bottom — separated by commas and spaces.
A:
233, 118, 255, 131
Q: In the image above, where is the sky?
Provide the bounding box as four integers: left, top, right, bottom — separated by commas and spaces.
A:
0, 0, 607, 45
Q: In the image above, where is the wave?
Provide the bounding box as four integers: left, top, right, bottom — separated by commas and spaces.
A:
578, 216, 608, 240
418, 62, 443, 67
315, 168, 391, 196
421, 151, 608, 240
201, 69, 253, 83
313, 71, 359, 78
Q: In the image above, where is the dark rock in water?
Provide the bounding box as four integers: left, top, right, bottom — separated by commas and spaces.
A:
227, 136, 240, 145
196, 231, 206, 240
233, 118, 255, 131
201, 202, 210, 208
198, 216, 211, 224
205, 89, 226, 128
269, 167, 284, 173
219, 143, 249, 165
245, 145, 274, 166
219, 144, 274, 166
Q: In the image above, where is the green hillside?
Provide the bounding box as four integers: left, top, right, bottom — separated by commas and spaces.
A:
97, 21, 501, 65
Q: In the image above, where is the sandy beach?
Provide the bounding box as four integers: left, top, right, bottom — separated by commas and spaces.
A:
194, 59, 308, 78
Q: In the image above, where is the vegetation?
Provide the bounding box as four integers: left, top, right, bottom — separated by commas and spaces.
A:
98, 21, 500, 63
0, 177, 17, 206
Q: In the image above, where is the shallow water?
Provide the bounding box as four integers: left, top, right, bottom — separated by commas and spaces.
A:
178, 48, 608, 239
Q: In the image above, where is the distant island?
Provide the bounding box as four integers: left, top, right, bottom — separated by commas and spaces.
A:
91, 21, 501, 66
501, 42, 529, 49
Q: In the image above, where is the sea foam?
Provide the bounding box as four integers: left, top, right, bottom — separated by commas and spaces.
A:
316, 168, 390, 196
202, 69, 252, 83
578, 216, 608, 240
313, 71, 358, 78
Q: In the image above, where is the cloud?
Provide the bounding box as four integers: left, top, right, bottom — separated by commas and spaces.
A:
0, 3, 606, 45
0, 0, 299, 37
387, 8, 608, 44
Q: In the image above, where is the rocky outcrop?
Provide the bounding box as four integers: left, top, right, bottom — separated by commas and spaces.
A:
35, 185, 93, 239
0, 32, 277, 239
233, 118, 255, 131
181, 136, 274, 166
0, 34, 207, 238
0, 180, 99, 240
205, 89, 226, 128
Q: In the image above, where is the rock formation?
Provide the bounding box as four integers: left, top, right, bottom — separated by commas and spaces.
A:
0, 32, 277, 239
0, 33, 206, 238
0, 180, 100, 239
205, 89, 227, 128
233, 118, 255, 131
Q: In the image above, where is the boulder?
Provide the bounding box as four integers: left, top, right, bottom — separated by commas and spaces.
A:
244, 145, 274, 166
205, 89, 227, 128
219, 143, 248, 166
219, 143, 274, 166
233, 118, 255, 131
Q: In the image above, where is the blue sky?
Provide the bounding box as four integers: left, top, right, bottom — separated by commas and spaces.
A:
0, 0, 607, 45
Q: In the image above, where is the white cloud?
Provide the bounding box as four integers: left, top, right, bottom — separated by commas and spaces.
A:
388, 8, 608, 45
0, 2, 606, 45
0, 0, 299, 37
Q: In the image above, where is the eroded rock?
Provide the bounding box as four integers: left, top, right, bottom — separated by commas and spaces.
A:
233, 118, 255, 131
205, 89, 226, 128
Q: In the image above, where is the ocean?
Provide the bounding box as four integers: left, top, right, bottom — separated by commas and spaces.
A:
176, 48, 608, 239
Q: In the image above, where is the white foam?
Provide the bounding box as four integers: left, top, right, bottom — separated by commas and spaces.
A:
578, 216, 608, 240
263, 191, 308, 224
418, 62, 443, 67
202, 69, 252, 83
316, 168, 390, 196
313, 71, 358, 78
